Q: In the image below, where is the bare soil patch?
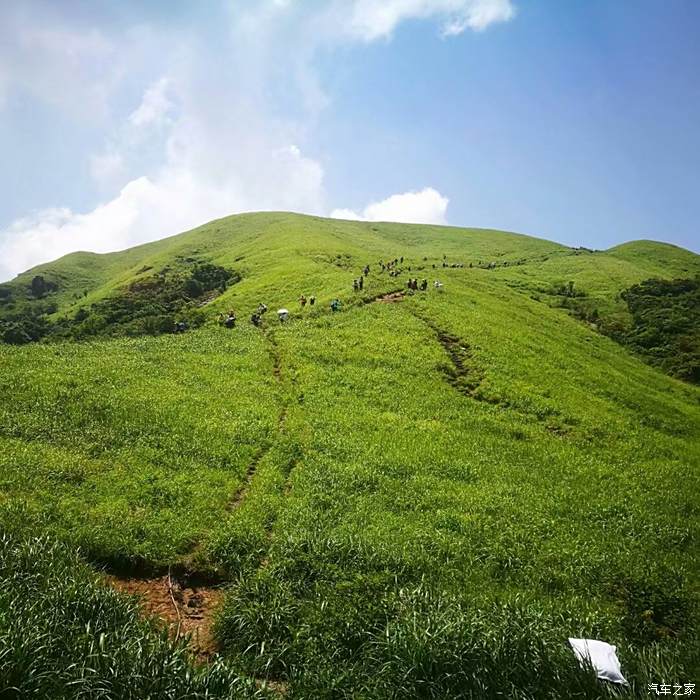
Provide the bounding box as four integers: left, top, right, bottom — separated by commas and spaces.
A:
376, 292, 405, 303
106, 572, 224, 662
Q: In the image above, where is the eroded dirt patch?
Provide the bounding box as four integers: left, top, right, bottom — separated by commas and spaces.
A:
106, 572, 224, 662
431, 328, 485, 397
376, 291, 405, 303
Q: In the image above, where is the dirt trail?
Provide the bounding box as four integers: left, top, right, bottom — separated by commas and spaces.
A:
376, 291, 405, 303
228, 445, 267, 510
101, 325, 293, 677
406, 310, 485, 398
106, 571, 224, 662
227, 328, 289, 512
410, 308, 574, 435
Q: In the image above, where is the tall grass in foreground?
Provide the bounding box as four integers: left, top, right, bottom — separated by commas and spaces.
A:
0, 533, 260, 699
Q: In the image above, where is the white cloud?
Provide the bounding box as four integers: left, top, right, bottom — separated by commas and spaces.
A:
0, 1, 514, 280
129, 77, 174, 128
0, 11, 327, 281
347, 0, 515, 41
89, 150, 125, 187
0, 6, 119, 120
329, 207, 364, 221
0, 141, 325, 280
331, 187, 449, 225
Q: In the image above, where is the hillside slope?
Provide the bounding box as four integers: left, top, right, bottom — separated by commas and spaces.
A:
1, 213, 699, 698
3, 214, 698, 316
2, 212, 698, 381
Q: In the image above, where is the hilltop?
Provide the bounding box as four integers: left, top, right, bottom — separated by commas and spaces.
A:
1, 212, 698, 381
0, 212, 699, 698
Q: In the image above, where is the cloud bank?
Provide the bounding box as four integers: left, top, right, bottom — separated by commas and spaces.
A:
347, 0, 515, 41
0, 0, 514, 280
331, 187, 449, 225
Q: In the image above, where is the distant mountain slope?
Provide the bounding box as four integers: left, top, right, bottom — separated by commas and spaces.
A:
3, 212, 696, 311
1, 212, 566, 311
607, 239, 700, 276
0, 212, 697, 378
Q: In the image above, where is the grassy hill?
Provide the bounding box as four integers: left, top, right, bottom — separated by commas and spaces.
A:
1, 212, 699, 698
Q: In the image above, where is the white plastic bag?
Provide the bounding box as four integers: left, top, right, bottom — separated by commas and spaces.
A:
568, 638, 627, 685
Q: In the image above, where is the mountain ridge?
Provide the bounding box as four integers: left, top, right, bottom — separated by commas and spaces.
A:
3, 211, 697, 310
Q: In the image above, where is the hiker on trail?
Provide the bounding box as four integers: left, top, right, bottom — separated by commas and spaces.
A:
330, 298, 341, 313
258, 303, 268, 315
277, 308, 289, 323
300, 295, 307, 307
309, 295, 316, 306
251, 312, 261, 327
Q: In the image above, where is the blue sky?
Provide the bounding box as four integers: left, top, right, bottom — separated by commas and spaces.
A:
0, 0, 698, 280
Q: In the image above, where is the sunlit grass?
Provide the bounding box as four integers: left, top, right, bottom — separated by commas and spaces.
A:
1, 213, 698, 697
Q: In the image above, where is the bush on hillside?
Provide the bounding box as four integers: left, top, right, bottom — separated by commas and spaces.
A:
618, 277, 699, 383
0, 261, 239, 344
560, 277, 699, 384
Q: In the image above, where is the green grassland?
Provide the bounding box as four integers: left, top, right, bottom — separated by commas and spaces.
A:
0, 213, 699, 698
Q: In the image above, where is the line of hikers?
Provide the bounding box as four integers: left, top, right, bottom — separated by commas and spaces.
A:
354, 255, 408, 291
380, 257, 403, 272
214, 251, 452, 333
410, 278, 444, 290
220, 297, 343, 329
408, 278, 428, 291
298, 295, 316, 308
361, 255, 446, 295
218, 302, 268, 329
379, 256, 407, 279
